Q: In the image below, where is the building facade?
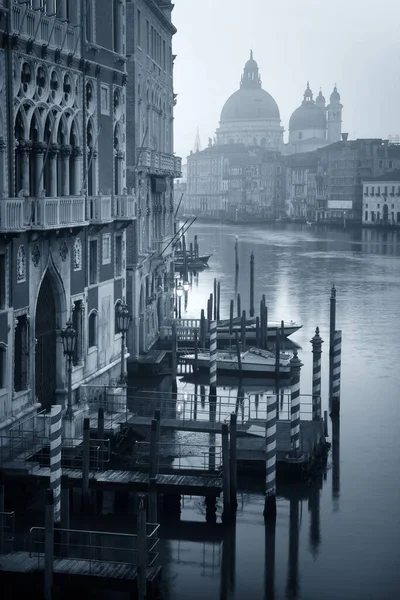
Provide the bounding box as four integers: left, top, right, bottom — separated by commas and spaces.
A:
0, 0, 134, 433
362, 172, 400, 226
125, 0, 181, 360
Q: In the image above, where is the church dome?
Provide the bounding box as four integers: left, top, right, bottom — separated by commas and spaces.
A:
330, 85, 341, 103
289, 83, 326, 131
219, 51, 280, 123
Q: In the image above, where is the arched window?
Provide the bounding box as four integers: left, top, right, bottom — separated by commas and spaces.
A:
88, 311, 98, 348
115, 300, 122, 334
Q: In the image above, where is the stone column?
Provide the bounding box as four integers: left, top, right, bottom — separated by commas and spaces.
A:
46, 0, 56, 14
72, 147, 83, 195
0, 138, 6, 196
59, 0, 67, 20
18, 141, 31, 195
34, 142, 47, 197
49, 144, 60, 197
60, 145, 72, 196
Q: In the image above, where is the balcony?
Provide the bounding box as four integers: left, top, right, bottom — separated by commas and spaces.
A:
11, 4, 79, 54
1, 196, 88, 233
137, 148, 182, 177
113, 194, 137, 226
87, 196, 112, 225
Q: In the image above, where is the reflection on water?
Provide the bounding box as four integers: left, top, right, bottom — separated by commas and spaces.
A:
154, 223, 400, 600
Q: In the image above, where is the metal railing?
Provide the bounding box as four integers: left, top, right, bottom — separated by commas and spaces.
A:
29, 524, 160, 570
135, 442, 223, 475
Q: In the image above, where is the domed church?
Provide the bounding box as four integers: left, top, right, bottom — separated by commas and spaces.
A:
215, 51, 284, 150
287, 82, 343, 154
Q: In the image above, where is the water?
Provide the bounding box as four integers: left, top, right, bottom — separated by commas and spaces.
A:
162, 223, 400, 599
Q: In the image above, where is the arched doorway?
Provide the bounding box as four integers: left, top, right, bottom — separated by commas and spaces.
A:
35, 273, 57, 411
383, 204, 388, 223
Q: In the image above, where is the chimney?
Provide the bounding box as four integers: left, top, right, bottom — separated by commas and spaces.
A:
341, 133, 349, 141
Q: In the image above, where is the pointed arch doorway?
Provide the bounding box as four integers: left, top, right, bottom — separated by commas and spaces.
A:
35, 272, 57, 411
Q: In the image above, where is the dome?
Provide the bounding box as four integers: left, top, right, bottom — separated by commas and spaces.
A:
220, 87, 280, 122
316, 90, 326, 107
289, 103, 326, 130
330, 85, 341, 103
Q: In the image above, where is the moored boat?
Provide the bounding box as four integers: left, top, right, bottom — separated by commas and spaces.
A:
182, 347, 293, 376
216, 318, 302, 338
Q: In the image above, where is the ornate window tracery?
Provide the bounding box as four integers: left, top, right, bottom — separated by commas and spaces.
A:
16, 245, 26, 283
73, 238, 82, 271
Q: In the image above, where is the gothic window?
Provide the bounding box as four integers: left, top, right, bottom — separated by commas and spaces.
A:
89, 238, 98, 284
73, 238, 82, 271
14, 315, 29, 392
102, 233, 111, 265
17, 245, 26, 283
88, 311, 98, 348
72, 300, 84, 365
115, 234, 122, 277
100, 84, 110, 115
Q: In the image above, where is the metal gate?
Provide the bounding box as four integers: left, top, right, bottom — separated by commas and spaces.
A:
35, 273, 57, 411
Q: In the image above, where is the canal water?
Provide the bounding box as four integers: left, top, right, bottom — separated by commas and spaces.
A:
159, 223, 400, 600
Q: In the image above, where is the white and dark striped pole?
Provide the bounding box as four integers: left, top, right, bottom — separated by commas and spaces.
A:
209, 320, 217, 398
263, 393, 277, 520
331, 330, 342, 416
310, 327, 324, 421
290, 350, 303, 458
50, 405, 62, 523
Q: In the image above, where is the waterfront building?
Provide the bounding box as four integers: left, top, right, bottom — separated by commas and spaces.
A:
287, 83, 343, 154
125, 0, 182, 360
286, 152, 319, 219
0, 0, 134, 433
362, 171, 400, 226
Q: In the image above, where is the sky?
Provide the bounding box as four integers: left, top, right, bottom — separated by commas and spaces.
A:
172, 0, 400, 160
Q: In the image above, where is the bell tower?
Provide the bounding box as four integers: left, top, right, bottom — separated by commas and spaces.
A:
327, 85, 343, 143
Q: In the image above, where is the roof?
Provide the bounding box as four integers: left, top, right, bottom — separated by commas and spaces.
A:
220, 87, 280, 123
362, 170, 400, 183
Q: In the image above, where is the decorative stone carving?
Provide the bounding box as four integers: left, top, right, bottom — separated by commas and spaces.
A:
31, 245, 41, 267
60, 240, 68, 261
0, 138, 6, 152
33, 141, 47, 155
72, 146, 83, 158
60, 144, 72, 158
73, 238, 82, 271
16, 245, 26, 283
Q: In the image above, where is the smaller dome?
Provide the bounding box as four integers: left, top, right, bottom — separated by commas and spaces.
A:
289, 102, 326, 131
316, 90, 325, 106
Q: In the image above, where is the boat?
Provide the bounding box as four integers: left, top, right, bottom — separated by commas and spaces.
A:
175, 252, 212, 265
182, 347, 293, 376
174, 258, 209, 272
216, 318, 302, 338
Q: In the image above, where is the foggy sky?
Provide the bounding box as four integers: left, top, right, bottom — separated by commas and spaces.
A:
172, 0, 400, 160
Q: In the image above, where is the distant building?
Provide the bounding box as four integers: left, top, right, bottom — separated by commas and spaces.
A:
216, 52, 284, 151
0, 0, 134, 432
362, 171, 400, 226
125, 0, 181, 359
287, 83, 343, 154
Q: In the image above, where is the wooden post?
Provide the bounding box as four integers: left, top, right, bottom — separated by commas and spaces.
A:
200, 309, 206, 348
171, 320, 177, 379
194, 328, 199, 374
82, 418, 90, 506
235, 235, 239, 273
137, 495, 147, 600
97, 407, 104, 470
213, 278, 217, 320
324, 410, 328, 437
274, 328, 280, 379
260, 300, 265, 349
207, 296, 213, 323
264, 305, 268, 350
61, 475, 70, 556
241, 310, 246, 352
221, 423, 231, 520
194, 234, 199, 258
50, 405, 62, 523
44, 489, 54, 600
190, 242, 193, 260
235, 332, 242, 376
310, 327, 324, 421
256, 316, 260, 348
329, 285, 336, 411
289, 350, 303, 458
250, 252, 255, 317
263, 393, 277, 520
229, 300, 234, 346
237, 293, 241, 319
217, 280, 221, 322
209, 321, 217, 397
149, 419, 158, 479
280, 320, 285, 352
331, 330, 342, 416
229, 413, 238, 512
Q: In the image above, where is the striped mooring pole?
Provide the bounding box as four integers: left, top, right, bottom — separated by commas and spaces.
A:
50, 405, 62, 523
263, 393, 277, 520
209, 320, 217, 397
289, 349, 303, 458
331, 330, 342, 416
310, 327, 324, 421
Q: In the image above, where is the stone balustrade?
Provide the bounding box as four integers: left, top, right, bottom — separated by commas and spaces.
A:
87, 196, 112, 223
137, 148, 182, 176
12, 3, 78, 53
0, 198, 25, 231
113, 195, 137, 220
